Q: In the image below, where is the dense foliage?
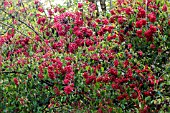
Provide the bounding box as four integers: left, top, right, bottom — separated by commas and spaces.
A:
0, 0, 170, 112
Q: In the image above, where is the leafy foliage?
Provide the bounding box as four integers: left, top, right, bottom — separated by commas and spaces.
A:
0, 0, 170, 112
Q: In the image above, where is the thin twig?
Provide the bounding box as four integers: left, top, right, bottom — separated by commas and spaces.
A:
21, 0, 28, 15
0, 21, 29, 38
18, 19, 42, 39
145, 0, 148, 20
1, 6, 55, 52
1, 8, 43, 39
0, 71, 26, 75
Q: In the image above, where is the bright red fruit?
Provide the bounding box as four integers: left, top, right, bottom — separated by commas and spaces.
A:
136, 20, 143, 28
136, 29, 143, 37
144, 29, 153, 41
38, 73, 44, 80
137, 7, 146, 18
109, 68, 118, 76
63, 79, 70, 85
118, 17, 125, 24
28, 74, 32, 79
64, 85, 74, 94
162, 4, 167, 12
138, 50, 143, 56
114, 59, 119, 67
149, 24, 157, 33
148, 13, 156, 23
13, 78, 19, 86
128, 43, 132, 49
78, 2, 83, 8
150, 44, 155, 49
168, 19, 170, 26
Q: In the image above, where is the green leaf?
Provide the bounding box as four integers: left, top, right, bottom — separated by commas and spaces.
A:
85, 66, 89, 71
95, 82, 100, 90
101, 67, 104, 72
118, 108, 123, 113
145, 96, 151, 102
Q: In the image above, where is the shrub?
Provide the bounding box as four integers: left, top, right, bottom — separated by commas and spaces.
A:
0, 0, 169, 112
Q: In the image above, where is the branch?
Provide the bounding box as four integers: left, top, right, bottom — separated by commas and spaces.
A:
18, 19, 43, 39
0, 21, 29, 38
1, 7, 55, 53
21, 0, 28, 15
40, 80, 54, 87
0, 71, 26, 75
153, 48, 170, 65
1, 8, 43, 39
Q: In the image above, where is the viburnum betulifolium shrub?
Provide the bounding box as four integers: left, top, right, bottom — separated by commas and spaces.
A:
0, 0, 170, 112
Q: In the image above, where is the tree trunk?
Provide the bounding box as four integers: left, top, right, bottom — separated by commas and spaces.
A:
67, 0, 72, 7
110, 0, 112, 9
89, 0, 99, 17
100, 0, 106, 13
